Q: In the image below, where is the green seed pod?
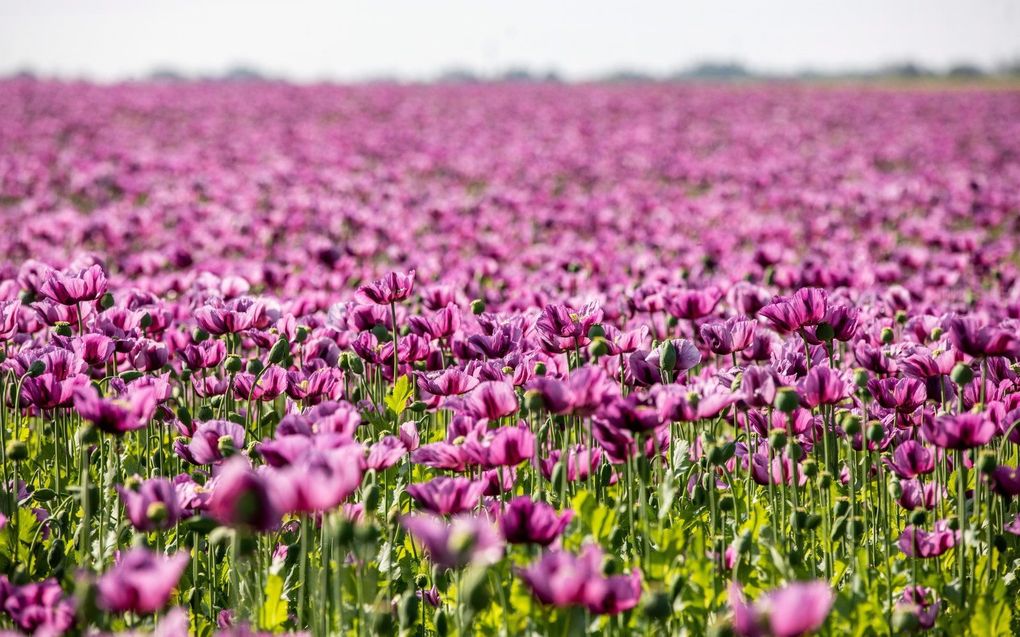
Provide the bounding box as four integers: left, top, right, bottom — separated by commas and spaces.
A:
707, 445, 725, 466
774, 387, 800, 413
888, 480, 903, 499
788, 443, 804, 461
792, 509, 808, 528
852, 368, 869, 388
929, 327, 944, 341
880, 327, 894, 344
224, 354, 242, 373
47, 538, 66, 569
659, 340, 677, 372
197, 404, 215, 421
946, 517, 960, 531
587, 324, 606, 339
842, 414, 862, 436
909, 510, 926, 526
523, 390, 545, 413
192, 328, 210, 342
139, 312, 153, 329
98, 292, 115, 310
54, 322, 73, 337
977, 451, 997, 475
834, 498, 850, 517
216, 435, 236, 458
470, 299, 486, 315
354, 522, 381, 547
371, 323, 391, 342
718, 494, 734, 512
27, 360, 46, 377
335, 518, 355, 547
6, 440, 28, 461
551, 461, 567, 492
246, 358, 264, 375
666, 315, 679, 329
588, 336, 610, 358
894, 310, 908, 325
295, 325, 310, 343
349, 356, 365, 375
814, 322, 835, 342
866, 422, 885, 443
768, 429, 787, 449
818, 471, 833, 489
642, 591, 671, 621
801, 458, 818, 478
946, 360, 971, 385
146, 502, 169, 526
533, 361, 547, 376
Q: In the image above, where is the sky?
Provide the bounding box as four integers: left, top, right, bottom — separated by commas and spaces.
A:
1, 0, 1018, 81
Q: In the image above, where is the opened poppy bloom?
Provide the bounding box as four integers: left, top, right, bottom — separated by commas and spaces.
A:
499, 496, 573, 546
39, 264, 108, 305
358, 270, 416, 305
898, 520, 958, 558
117, 476, 184, 531
407, 476, 486, 515
401, 513, 504, 569
921, 413, 997, 449
73, 383, 157, 435
96, 548, 189, 614
730, 580, 834, 637
206, 457, 283, 532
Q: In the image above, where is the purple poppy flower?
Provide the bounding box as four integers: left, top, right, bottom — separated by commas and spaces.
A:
897, 479, 941, 510
39, 264, 108, 305
177, 338, 227, 370
948, 316, 1019, 358
896, 586, 940, 630
518, 544, 604, 608
273, 444, 365, 513
1, 577, 75, 635
868, 377, 926, 413
990, 465, 1020, 497
464, 381, 519, 419
899, 520, 958, 558
207, 457, 282, 531
357, 270, 415, 305
730, 581, 834, 637
596, 392, 663, 433
366, 435, 407, 470
407, 476, 486, 515
461, 424, 536, 468
700, 318, 757, 356
801, 366, 848, 408
74, 384, 157, 435
499, 496, 573, 546
666, 286, 722, 320
538, 445, 603, 482
886, 440, 934, 478
117, 477, 183, 531
921, 412, 996, 449
72, 333, 116, 366
417, 369, 480, 396
0, 300, 20, 341
97, 548, 189, 614
179, 420, 245, 465
401, 513, 504, 569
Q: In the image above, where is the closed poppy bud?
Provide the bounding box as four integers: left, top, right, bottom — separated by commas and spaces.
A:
47, 538, 66, 569
880, 327, 894, 344
408, 401, 427, 413
643, 591, 671, 621
6, 440, 27, 461
224, 355, 242, 373
399, 592, 419, 628
364, 484, 381, 512
866, 422, 885, 443
295, 325, 310, 343
659, 340, 677, 371
909, 509, 926, 526
599, 463, 613, 487
852, 368, 869, 388
666, 315, 678, 329
834, 498, 850, 517
533, 361, 547, 376
435, 609, 449, 636
843, 414, 862, 436
192, 327, 209, 342
977, 452, 997, 474
268, 338, 289, 365
27, 360, 46, 377
77, 424, 99, 445
414, 574, 429, 589
814, 322, 835, 341
523, 390, 545, 412
349, 356, 365, 375
769, 429, 787, 449
247, 358, 264, 374
588, 336, 609, 358
774, 387, 799, 413
147, 502, 169, 526
805, 513, 822, 530
551, 461, 566, 491
54, 322, 73, 336
461, 567, 491, 612
888, 480, 903, 499
139, 312, 153, 329
470, 299, 485, 315
99, 292, 115, 310
950, 363, 974, 385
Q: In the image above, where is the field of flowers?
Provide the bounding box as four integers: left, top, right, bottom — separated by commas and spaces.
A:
0, 78, 1019, 636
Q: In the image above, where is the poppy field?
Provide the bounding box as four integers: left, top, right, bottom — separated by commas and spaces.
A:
1, 79, 1020, 636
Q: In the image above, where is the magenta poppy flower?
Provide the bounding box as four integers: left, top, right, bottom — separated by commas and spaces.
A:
898, 520, 958, 558
990, 465, 1020, 497
896, 586, 940, 630
73, 383, 157, 435
1, 577, 75, 635
868, 377, 927, 413
407, 476, 486, 515
177, 338, 227, 370
410, 442, 467, 471
921, 412, 996, 449
117, 477, 183, 531
499, 496, 573, 546
700, 317, 757, 356
538, 445, 603, 482
586, 569, 642, 616
0, 299, 19, 341
366, 435, 407, 470
461, 424, 535, 468
536, 300, 603, 341
801, 366, 848, 407
273, 444, 365, 513
357, 270, 415, 305
948, 316, 1019, 358
233, 365, 288, 401
417, 368, 480, 396
39, 264, 108, 305
666, 286, 722, 320
518, 544, 604, 608
759, 288, 827, 333
886, 440, 934, 479
193, 298, 266, 335
178, 420, 245, 465
401, 513, 504, 569
207, 457, 282, 531
464, 381, 519, 419
97, 548, 189, 614
897, 479, 941, 510
72, 333, 116, 366
730, 580, 834, 637
596, 392, 663, 433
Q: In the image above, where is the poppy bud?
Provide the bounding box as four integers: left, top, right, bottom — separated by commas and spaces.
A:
791, 509, 808, 528
880, 327, 894, 344
950, 363, 973, 386
349, 356, 365, 375
788, 443, 804, 460
47, 538, 66, 569
587, 324, 606, 339
54, 322, 72, 337
993, 534, 1007, 553
224, 355, 242, 373
138, 312, 153, 329
371, 324, 391, 342
599, 463, 613, 487
852, 368, 869, 388
435, 609, 449, 636
247, 358, 264, 375
891, 608, 920, 633
408, 401, 427, 413
659, 341, 677, 371
843, 414, 862, 436
533, 361, 547, 376
866, 422, 885, 443
295, 326, 310, 343
801, 458, 818, 478
834, 498, 850, 517
27, 360, 46, 377
814, 322, 835, 341
768, 429, 787, 449
197, 404, 214, 421
6, 440, 27, 461
268, 338, 290, 365
355, 522, 380, 547
804, 513, 822, 530
217, 435, 236, 458
718, 494, 734, 512
774, 387, 800, 413
588, 336, 609, 358
470, 299, 486, 315
334, 519, 354, 547
523, 390, 544, 413
977, 452, 997, 474
372, 611, 394, 634
551, 461, 567, 492
929, 327, 943, 341
643, 591, 671, 621
909, 510, 926, 526
363, 484, 381, 512
98, 292, 115, 310
461, 567, 491, 613
818, 471, 832, 488
33, 488, 56, 502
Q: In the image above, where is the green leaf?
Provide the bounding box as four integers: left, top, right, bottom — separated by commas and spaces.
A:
384, 375, 413, 416
261, 573, 289, 630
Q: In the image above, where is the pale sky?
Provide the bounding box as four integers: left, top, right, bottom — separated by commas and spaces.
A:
1, 0, 1018, 81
